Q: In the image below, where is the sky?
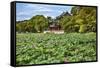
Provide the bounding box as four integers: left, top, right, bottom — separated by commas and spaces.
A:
16, 3, 73, 21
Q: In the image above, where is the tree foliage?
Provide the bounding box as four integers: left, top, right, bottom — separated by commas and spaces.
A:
16, 6, 96, 33
58, 6, 96, 33
16, 15, 48, 33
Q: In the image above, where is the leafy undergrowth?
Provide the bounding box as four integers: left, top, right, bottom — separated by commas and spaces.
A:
16, 32, 96, 65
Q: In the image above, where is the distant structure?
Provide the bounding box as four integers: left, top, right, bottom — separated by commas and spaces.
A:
49, 23, 61, 31
44, 11, 71, 34
44, 23, 64, 34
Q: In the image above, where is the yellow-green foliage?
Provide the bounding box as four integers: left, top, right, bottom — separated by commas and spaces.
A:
16, 6, 96, 33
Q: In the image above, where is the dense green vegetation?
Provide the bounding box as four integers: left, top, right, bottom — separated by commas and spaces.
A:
16, 6, 97, 65
16, 15, 48, 32
16, 6, 96, 33
59, 7, 96, 32
16, 33, 96, 65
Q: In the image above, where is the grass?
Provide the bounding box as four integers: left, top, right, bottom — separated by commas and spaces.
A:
16, 32, 97, 65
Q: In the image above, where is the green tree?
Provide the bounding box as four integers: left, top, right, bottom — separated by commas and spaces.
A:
30, 15, 48, 32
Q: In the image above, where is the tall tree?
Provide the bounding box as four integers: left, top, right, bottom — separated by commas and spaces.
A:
30, 15, 48, 32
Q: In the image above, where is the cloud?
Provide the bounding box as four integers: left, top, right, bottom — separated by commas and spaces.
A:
16, 3, 73, 21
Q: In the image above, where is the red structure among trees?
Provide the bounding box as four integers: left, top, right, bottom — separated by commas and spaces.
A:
49, 24, 61, 31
